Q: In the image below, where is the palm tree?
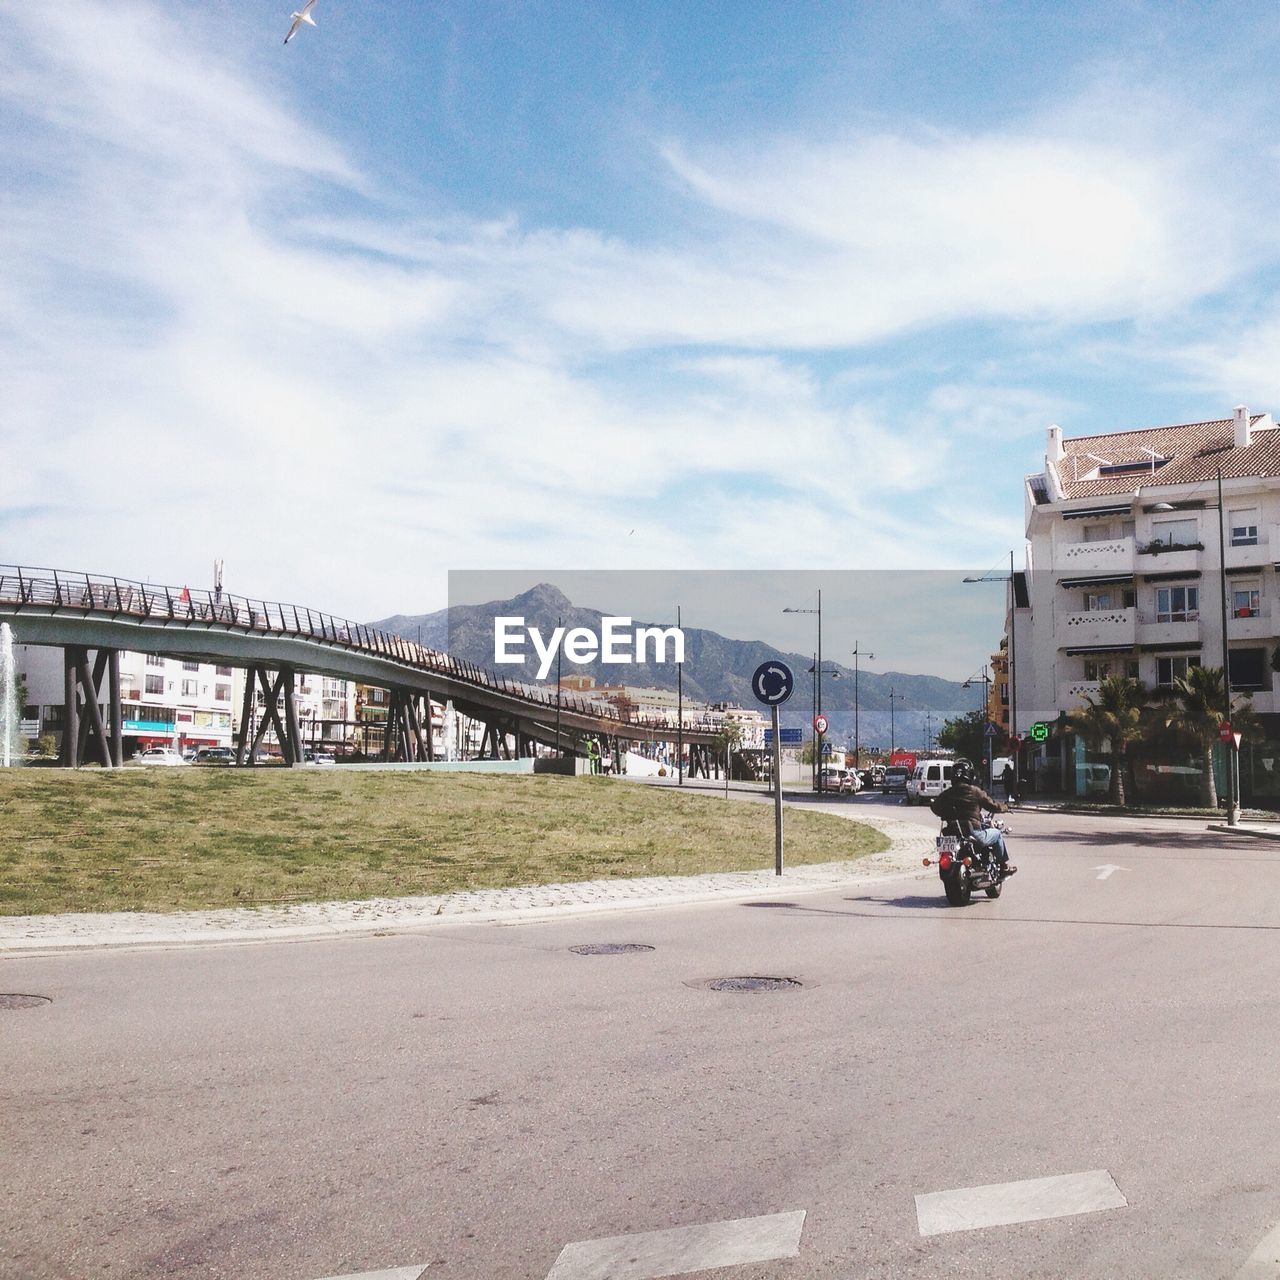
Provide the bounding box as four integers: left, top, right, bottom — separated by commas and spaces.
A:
1075, 675, 1146, 806
1147, 665, 1258, 808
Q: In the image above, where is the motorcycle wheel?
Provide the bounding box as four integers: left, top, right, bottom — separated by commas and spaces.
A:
943, 874, 971, 907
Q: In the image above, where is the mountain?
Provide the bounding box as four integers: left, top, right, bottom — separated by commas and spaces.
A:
369, 584, 982, 751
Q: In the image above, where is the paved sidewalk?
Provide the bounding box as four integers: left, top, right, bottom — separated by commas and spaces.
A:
0, 812, 933, 956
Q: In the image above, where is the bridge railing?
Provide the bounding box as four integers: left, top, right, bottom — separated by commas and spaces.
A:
0, 566, 720, 738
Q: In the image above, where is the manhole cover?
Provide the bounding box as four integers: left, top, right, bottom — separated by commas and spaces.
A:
695, 976, 804, 993
569, 943, 655, 955
0, 994, 51, 1010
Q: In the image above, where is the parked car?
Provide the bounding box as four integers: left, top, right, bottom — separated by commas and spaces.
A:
182, 746, 200, 763
814, 767, 856, 794
136, 747, 186, 766
303, 751, 336, 766
906, 758, 954, 805
196, 747, 235, 765
882, 765, 910, 794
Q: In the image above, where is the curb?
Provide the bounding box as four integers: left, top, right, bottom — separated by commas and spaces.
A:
1207, 823, 1280, 843
0, 810, 931, 957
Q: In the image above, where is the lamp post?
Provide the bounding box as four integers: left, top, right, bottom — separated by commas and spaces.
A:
807, 661, 841, 783
888, 687, 903, 755
1150, 467, 1239, 825
963, 664, 993, 785
964, 551, 1019, 779
784, 591, 823, 789
851, 642, 874, 767
555, 614, 563, 759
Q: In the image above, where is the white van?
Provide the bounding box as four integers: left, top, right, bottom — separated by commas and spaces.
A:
906, 758, 953, 805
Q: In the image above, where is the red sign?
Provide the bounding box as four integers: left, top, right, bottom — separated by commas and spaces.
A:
813, 714, 829, 735
1219, 721, 1233, 743
889, 750, 917, 771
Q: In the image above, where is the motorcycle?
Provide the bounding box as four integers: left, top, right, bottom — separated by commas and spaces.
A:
922, 816, 1013, 906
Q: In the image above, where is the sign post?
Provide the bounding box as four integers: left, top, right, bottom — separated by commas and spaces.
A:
753, 661, 794, 876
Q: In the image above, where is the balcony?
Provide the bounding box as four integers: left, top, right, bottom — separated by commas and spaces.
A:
1061, 607, 1136, 649
1135, 542, 1202, 575
1060, 679, 1100, 707
1223, 527, 1270, 570
1138, 612, 1201, 648
1056, 537, 1134, 575
1226, 603, 1277, 642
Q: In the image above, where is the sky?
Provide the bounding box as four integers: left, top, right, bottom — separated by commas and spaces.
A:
7, 0, 1280, 675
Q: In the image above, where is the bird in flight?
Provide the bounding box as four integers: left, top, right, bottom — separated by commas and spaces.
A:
284, 0, 317, 44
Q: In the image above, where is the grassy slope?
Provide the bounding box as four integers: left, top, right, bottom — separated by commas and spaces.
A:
0, 770, 889, 915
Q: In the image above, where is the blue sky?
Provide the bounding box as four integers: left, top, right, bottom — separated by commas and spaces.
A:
6, 0, 1280, 665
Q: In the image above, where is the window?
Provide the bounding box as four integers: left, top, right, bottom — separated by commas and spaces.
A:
1230, 509, 1259, 547
144, 674, 164, 695
181, 679, 198, 697
215, 665, 232, 677
1233, 586, 1261, 619
1120, 520, 1136, 538
146, 654, 164, 668
1156, 586, 1199, 622
1083, 524, 1112, 543
1229, 648, 1267, 690
182, 661, 199, 672
1085, 591, 1113, 611
1151, 518, 1198, 547
215, 683, 231, 702
1084, 660, 1112, 681
1125, 660, 1141, 680
1156, 656, 1192, 686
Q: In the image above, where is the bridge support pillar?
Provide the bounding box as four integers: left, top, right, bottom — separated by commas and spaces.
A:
59, 646, 121, 768
239, 667, 304, 765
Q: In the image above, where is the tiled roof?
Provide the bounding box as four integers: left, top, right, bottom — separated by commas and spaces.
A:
1057, 416, 1280, 498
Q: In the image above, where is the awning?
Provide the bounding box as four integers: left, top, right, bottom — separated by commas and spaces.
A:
1141, 571, 1202, 583
1139, 641, 1204, 653
1064, 644, 1137, 656
1062, 504, 1134, 520
1226, 564, 1266, 576
1058, 574, 1134, 590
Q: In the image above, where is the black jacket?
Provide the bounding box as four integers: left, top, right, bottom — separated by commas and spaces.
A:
930, 781, 1007, 828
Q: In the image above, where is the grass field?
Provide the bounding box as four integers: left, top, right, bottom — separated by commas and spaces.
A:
0, 770, 889, 915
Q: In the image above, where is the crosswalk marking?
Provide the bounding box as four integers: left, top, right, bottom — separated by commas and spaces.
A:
915, 1168, 1126, 1237
545, 1209, 806, 1280
315, 1267, 428, 1280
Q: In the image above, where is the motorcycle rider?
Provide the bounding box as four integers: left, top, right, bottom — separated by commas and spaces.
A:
929, 758, 1016, 876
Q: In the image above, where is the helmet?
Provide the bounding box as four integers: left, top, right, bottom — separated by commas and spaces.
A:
951, 758, 977, 784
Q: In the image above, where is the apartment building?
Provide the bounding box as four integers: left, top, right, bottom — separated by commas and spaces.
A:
13, 644, 236, 754
1020, 407, 1280, 789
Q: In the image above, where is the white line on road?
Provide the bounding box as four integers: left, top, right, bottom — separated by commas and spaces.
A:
316, 1267, 429, 1280
1094, 864, 1129, 880
545, 1209, 806, 1280
1235, 1219, 1280, 1277
915, 1169, 1126, 1237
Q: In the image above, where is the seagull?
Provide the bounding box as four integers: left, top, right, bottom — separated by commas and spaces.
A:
284, 0, 317, 44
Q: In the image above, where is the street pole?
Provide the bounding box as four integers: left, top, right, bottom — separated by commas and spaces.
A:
890, 687, 896, 756
772, 704, 783, 875
555, 614, 562, 759
1218, 468, 1240, 826
816, 589, 823, 792
1009, 549, 1018, 784
677, 604, 684, 787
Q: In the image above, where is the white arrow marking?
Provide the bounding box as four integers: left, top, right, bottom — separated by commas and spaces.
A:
1094, 865, 1128, 881
1235, 1217, 1280, 1277
316, 1267, 429, 1280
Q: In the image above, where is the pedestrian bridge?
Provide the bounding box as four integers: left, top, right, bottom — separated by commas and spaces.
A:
0, 565, 720, 768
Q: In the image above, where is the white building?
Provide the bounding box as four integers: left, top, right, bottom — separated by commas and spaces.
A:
1020, 407, 1280, 785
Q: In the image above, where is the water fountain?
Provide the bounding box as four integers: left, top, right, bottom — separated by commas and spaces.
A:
0, 622, 19, 767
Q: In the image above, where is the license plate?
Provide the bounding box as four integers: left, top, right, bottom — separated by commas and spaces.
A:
936, 836, 960, 853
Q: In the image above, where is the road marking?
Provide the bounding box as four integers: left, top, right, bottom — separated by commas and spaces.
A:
316, 1268, 429, 1280
545, 1209, 805, 1279
915, 1169, 1126, 1237
1094, 864, 1128, 880
1236, 1220, 1280, 1277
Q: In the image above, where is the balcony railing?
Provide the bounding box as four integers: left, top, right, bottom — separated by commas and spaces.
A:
0, 565, 713, 738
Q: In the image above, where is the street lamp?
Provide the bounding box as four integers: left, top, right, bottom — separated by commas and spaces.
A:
964, 550, 1019, 776
888, 687, 904, 755
963, 665, 993, 785
851, 642, 874, 767
784, 591, 824, 789
1150, 465, 1240, 825
807, 661, 841, 783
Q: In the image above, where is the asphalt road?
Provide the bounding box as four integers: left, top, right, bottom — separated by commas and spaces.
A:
4, 796, 1280, 1279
